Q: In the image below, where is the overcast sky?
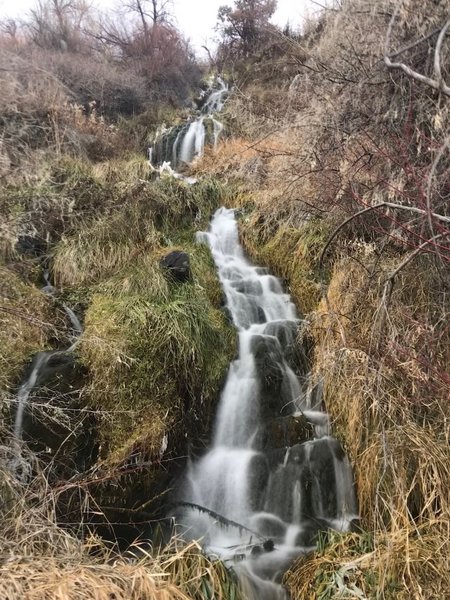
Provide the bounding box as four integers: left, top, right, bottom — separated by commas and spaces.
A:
0, 0, 317, 55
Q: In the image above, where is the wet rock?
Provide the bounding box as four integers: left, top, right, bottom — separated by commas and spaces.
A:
160, 251, 191, 283
259, 414, 313, 449
16, 234, 48, 257
309, 439, 338, 519
263, 320, 298, 367
265, 448, 289, 470
250, 513, 287, 540
248, 454, 270, 511
251, 335, 284, 414
231, 279, 263, 295
350, 518, 363, 533
264, 462, 305, 523
293, 520, 328, 547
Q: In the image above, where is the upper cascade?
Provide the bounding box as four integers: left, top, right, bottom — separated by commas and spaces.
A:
175, 208, 358, 599
148, 77, 228, 169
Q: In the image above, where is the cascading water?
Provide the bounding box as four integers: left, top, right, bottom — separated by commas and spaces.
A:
13, 273, 83, 441
149, 77, 228, 169
175, 208, 358, 598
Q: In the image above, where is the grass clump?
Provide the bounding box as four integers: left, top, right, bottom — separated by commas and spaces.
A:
285, 524, 449, 600
240, 215, 332, 313
79, 245, 235, 465
53, 207, 162, 287
0, 267, 53, 404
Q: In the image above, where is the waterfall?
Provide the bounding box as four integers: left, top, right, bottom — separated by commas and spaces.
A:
175, 208, 358, 598
179, 117, 206, 165
149, 77, 228, 169
13, 274, 83, 441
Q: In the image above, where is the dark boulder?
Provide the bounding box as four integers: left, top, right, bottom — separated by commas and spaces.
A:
259, 414, 313, 449
160, 251, 191, 283
16, 234, 48, 257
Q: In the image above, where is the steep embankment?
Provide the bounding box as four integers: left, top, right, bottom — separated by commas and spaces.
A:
192, 1, 450, 597
0, 153, 247, 598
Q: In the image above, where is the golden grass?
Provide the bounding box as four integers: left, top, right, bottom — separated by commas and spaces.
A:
0, 560, 185, 600
0, 267, 53, 399
285, 522, 449, 600
92, 154, 151, 185
0, 540, 245, 600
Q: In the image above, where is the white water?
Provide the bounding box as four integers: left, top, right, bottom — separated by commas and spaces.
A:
177, 208, 358, 598
13, 275, 83, 440
148, 77, 228, 171
179, 117, 206, 165
63, 306, 83, 335
14, 352, 52, 439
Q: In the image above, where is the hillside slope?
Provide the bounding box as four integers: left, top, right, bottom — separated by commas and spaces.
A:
0, 0, 449, 598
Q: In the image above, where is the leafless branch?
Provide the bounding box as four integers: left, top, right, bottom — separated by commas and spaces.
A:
426, 137, 450, 239
320, 201, 450, 275
384, 5, 450, 97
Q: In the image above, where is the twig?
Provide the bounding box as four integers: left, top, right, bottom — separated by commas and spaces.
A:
0, 306, 57, 332
172, 501, 266, 541
320, 201, 450, 275
373, 233, 449, 349
426, 137, 450, 240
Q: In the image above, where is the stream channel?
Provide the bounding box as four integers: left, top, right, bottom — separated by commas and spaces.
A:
8, 77, 358, 599
173, 208, 359, 599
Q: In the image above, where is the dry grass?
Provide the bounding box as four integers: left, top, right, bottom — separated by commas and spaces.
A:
285, 523, 449, 599
0, 457, 242, 600
0, 541, 243, 600
0, 267, 53, 402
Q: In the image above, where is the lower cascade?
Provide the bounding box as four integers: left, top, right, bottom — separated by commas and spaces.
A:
175, 208, 358, 598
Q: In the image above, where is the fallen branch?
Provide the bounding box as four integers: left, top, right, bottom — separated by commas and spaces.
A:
172, 501, 265, 541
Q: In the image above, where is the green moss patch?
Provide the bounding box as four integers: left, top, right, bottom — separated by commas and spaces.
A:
240, 214, 331, 314
80, 247, 235, 464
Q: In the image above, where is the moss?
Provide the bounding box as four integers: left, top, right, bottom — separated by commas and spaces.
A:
79, 244, 235, 464
0, 266, 53, 402
240, 215, 332, 313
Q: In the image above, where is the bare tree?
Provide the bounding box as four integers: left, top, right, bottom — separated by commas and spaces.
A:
28, 0, 91, 51
122, 0, 173, 30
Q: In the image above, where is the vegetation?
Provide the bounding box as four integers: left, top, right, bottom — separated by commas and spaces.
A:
1, 0, 449, 597
196, 0, 450, 597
